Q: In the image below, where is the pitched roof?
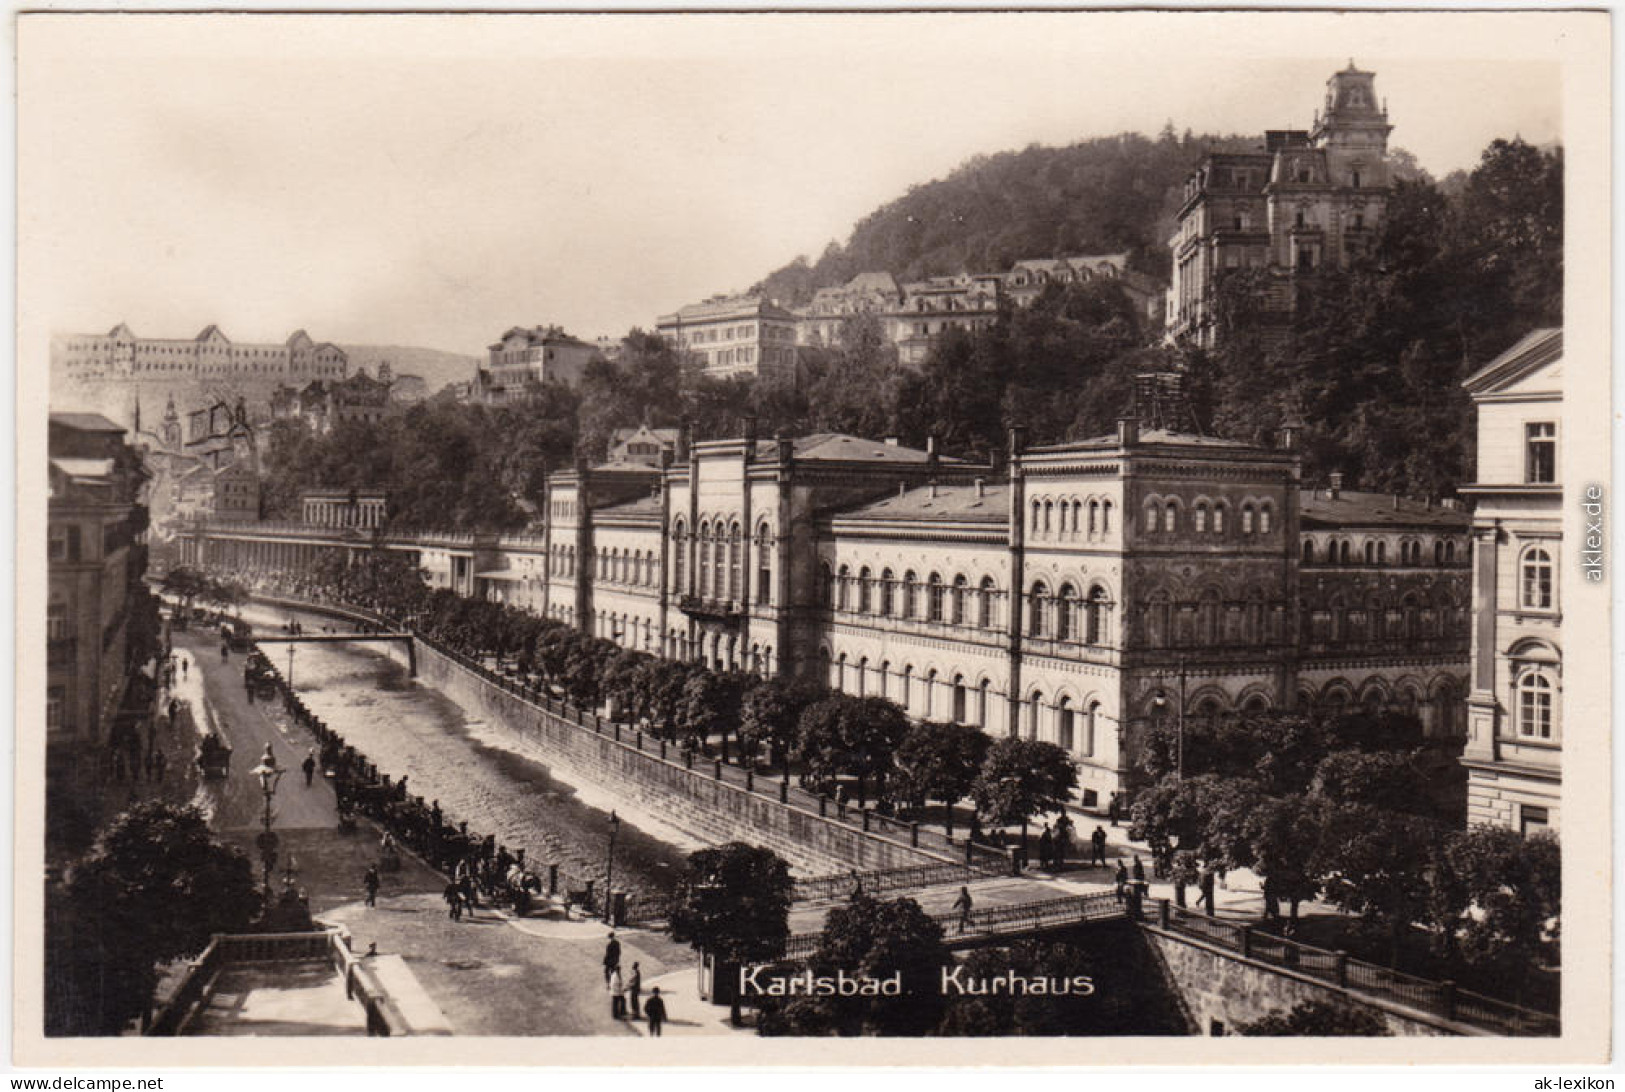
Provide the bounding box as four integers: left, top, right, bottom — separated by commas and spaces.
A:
1461, 328, 1562, 394
835, 480, 1009, 524
49, 457, 116, 482
1299, 488, 1468, 529
49, 412, 125, 434
758, 433, 958, 465
595, 493, 664, 519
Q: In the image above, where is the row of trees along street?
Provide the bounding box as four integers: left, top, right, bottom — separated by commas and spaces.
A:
250, 551, 1079, 846
1129, 711, 1560, 1010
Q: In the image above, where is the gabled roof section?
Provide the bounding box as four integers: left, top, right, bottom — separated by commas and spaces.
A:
1299, 488, 1469, 530
757, 433, 959, 464
1462, 328, 1562, 395
50, 412, 125, 434
834, 480, 1009, 524
107, 322, 135, 340
196, 324, 229, 343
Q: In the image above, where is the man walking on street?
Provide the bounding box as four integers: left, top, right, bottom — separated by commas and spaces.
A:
302, 749, 317, 787
364, 865, 380, 908
952, 885, 974, 935
644, 987, 667, 1037
627, 962, 643, 1019
609, 965, 625, 1019
1091, 825, 1109, 867
603, 932, 621, 986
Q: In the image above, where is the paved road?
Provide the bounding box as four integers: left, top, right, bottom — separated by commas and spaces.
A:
172, 629, 335, 833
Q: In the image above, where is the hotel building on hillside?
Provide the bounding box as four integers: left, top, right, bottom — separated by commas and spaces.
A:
52, 324, 348, 384
1166, 63, 1394, 348
656, 295, 800, 380
1461, 328, 1564, 832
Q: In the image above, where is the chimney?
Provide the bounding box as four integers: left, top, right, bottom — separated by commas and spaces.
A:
1117, 417, 1139, 447
1277, 423, 1299, 450
1008, 427, 1028, 459
676, 420, 692, 464
975, 478, 986, 498
1329, 472, 1343, 500
926, 434, 939, 474
929, 481, 939, 499
1392, 494, 1400, 510
899, 481, 907, 497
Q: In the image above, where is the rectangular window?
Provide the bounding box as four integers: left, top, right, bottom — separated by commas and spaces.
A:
1526, 422, 1556, 483
1519, 805, 1550, 835
47, 686, 65, 731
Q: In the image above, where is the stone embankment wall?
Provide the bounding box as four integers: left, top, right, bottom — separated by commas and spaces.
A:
1142, 925, 1468, 1037
413, 642, 956, 875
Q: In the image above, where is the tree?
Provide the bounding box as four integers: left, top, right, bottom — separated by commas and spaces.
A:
1238, 999, 1392, 1036
668, 843, 794, 1026
894, 720, 991, 834
676, 670, 748, 757
971, 738, 1078, 850
1433, 827, 1561, 992
1315, 804, 1447, 964
1310, 749, 1436, 817
1239, 793, 1325, 923
46, 802, 261, 1035
804, 894, 951, 1036
738, 678, 820, 775
794, 694, 910, 804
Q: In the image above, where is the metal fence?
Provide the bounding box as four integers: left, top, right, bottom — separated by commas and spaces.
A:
1156, 902, 1559, 1037
793, 858, 1006, 904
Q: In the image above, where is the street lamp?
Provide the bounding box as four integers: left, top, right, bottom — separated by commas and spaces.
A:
603, 810, 621, 924
249, 744, 285, 894
1149, 657, 1189, 780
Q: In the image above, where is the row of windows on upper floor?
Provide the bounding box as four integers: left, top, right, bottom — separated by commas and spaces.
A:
1140, 495, 1274, 536
1027, 497, 1114, 538
1303, 537, 1463, 566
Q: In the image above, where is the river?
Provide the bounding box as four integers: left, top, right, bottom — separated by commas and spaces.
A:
240, 604, 697, 901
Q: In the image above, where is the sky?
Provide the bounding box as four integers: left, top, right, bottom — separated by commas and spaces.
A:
20, 11, 1574, 359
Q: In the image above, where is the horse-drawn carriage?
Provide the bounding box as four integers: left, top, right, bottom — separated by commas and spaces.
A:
196, 732, 232, 780
243, 651, 278, 701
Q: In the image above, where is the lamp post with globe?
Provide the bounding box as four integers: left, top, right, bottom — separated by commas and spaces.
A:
249, 744, 285, 895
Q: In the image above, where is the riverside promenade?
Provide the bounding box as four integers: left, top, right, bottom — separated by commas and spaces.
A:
171, 623, 700, 1036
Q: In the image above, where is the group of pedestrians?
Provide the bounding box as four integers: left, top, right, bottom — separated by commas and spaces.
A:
604, 933, 666, 1035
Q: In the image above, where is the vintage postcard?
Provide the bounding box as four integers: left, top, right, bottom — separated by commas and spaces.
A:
13, 8, 1612, 1069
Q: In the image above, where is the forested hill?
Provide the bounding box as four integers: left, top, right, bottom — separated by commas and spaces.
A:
753, 130, 1260, 303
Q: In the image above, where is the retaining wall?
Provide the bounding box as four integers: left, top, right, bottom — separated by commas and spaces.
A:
413, 642, 955, 875
1142, 926, 1469, 1037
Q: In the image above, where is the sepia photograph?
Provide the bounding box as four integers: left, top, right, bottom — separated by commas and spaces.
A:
14, 8, 1612, 1068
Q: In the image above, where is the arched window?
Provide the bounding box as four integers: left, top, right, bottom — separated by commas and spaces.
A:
1085, 585, 1109, 645
1088, 500, 1100, 536
952, 676, 967, 724
1445, 540, 1457, 563
979, 576, 996, 628
1197, 588, 1222, 645
835, 652, 847, 692
836, 564, 851, 611
1055, 584, 1077, 641
1211, 502, 1225, 534
928, 573, 945, 622
1521, 546, 1554, 609
1031, 499, 1042, 532
1027, 692, 1044, 740
1028, 582, 1049, 638
1302, 539, 1314, 564
727, 523, 742, 600
1101, 501, 1113, 535
1083, 701, 1099, 757
900, 666, 913, 711
977, 680, 991, 729
858, 567, 873, 613
903, 571, 919, 619
1164, 500, 1178, 532
855, 657, 868, 696
1056, 698, 1075, 752
1363, 540, 1376, 565
1259, 503, 1273, 534
1193, 502, 1208, 533
1143, 500, 1160, 533
1043, 501, 1054, 534
951, 575, 968, 625
1376, 540, 1387, 565
819, 561, 834, 608
756, 524, 772, 603
880, 569, 895, 616
1145, 590, 1171, 648
1241, 503, 1255, 534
